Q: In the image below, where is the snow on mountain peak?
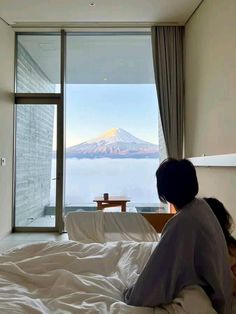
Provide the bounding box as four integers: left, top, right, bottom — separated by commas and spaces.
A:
67, 127, 159, 158
87, 128, 147, 145
101, 128, 122, 138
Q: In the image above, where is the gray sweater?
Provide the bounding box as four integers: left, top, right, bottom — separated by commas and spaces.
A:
124, 198, 233, 314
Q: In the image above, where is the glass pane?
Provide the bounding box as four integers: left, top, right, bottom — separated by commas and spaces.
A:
65, 34, 166, 215
16, 35, 60, 93
15, 104, 57, 227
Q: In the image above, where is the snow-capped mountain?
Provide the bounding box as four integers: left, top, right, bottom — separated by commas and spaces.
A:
66, 128, 159, 159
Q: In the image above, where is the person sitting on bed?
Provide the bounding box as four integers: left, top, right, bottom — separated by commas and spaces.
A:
204, 197, 236, 296
124, 158, 233, 314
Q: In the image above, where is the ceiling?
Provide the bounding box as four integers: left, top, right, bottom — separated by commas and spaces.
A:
0, 0, 202, 26
11, 0, 202, 85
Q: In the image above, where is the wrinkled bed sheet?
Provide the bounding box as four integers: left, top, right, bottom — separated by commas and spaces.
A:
0, 240, 217, 314
65, 211, 160, 243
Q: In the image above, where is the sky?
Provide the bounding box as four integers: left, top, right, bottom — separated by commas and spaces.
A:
65, 83, 159, 147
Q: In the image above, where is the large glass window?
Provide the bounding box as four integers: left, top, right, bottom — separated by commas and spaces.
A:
65, 33, 162, 214
16, 35, 60, 93
14, 31, 167, 231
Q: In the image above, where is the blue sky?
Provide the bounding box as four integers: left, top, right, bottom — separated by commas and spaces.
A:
65, 84, 159, 147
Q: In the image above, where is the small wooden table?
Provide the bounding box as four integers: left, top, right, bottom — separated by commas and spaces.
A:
93, 196, 130, 212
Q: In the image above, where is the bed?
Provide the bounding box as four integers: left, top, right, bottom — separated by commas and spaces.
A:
0, 240, 217, 314
0, 212, 230, 313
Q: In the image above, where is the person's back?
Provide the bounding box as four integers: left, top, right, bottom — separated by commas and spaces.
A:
124, 159, 233, 314
204, 197, 236, 297
179, 198, 232, 312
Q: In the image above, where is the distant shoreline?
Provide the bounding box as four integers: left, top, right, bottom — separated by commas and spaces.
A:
53, 156, 159, 160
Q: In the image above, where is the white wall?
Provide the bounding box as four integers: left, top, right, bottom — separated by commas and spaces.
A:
185, 0, 236, 226
0, 20, 14, 237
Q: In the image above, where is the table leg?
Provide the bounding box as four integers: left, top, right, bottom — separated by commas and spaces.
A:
121, 203, 126, 212
97, 202, 103, 210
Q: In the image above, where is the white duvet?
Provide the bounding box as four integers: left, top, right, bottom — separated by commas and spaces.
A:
65, 211, 160, 243
0, 240, 217, 314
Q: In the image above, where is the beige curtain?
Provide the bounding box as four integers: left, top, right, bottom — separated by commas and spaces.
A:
151, 26, 184, 159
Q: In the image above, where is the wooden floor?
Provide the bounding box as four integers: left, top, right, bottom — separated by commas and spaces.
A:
0, 233, 69, 253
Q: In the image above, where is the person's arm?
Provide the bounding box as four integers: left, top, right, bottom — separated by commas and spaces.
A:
124, 214, 195, 307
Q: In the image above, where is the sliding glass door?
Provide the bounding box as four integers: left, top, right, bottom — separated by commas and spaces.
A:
15, 104, 58, 228
14, 33, 62, 231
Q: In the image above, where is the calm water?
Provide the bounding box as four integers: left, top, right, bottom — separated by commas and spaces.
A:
51, 158, 160, 206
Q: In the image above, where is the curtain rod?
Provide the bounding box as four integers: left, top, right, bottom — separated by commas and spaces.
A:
12, 21, 183, 29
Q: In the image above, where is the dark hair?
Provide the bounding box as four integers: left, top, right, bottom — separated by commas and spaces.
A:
204, 197, 236, 248
156, 158, 199, 209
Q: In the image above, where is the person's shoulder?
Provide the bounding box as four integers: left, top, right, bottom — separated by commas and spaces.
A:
167, 199, 206, 228
162, 198, 209, 231
161, 205, 196, 233
181, 198, 212, 219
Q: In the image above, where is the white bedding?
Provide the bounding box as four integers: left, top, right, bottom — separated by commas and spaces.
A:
65, 211, 160, 243
0, 240, 217, 314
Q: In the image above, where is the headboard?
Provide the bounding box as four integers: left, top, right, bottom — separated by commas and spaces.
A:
188, 153, 236, 167
141, 213, 175, 233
